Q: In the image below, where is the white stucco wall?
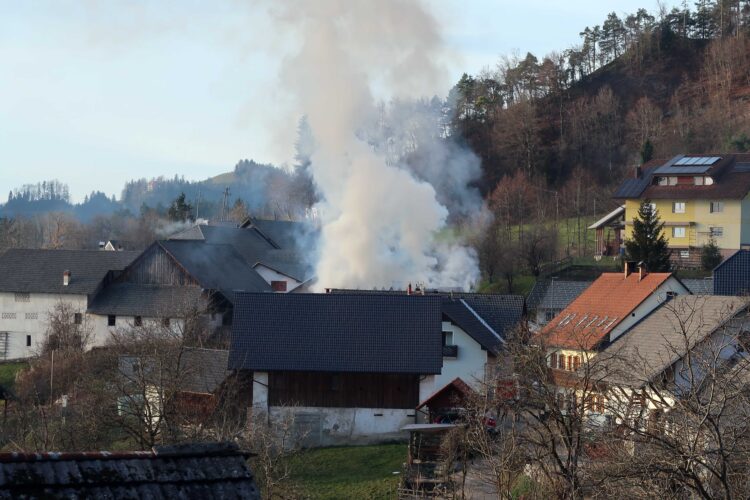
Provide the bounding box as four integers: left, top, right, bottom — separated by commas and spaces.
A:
0, 292, 88, 359
269, 406, 415, 446
432, 321, 489, 393
253, 265, 302, 292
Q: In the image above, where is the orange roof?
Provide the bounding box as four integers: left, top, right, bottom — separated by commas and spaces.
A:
539, 272, 673, 351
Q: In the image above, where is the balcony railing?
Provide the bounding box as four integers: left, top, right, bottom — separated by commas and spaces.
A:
442, 345, 458, 358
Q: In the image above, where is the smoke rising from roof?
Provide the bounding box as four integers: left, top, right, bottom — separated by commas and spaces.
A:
275, 0, 480, 290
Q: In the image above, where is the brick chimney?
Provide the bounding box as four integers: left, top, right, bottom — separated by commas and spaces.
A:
63, 270, 71, 286
638, 261, 648, 282
624, 261, 637, 278
407, 283, 412, 295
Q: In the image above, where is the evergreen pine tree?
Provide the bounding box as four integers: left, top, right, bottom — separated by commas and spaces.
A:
624, 200, 672, 271
640, 139, 654, 164
701, 237, 723, 270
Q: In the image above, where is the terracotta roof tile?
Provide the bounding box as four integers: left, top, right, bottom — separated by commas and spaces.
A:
539, 272, 673, 351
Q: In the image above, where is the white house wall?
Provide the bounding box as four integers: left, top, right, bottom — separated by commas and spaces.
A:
253, 265, 301, 292
0, 292, 87, 360
430, 321, 489, 394
268, 406, 416, 446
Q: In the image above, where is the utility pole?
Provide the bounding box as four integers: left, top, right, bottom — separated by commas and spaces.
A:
195, 190, 202, 221
221, 187, 230, 221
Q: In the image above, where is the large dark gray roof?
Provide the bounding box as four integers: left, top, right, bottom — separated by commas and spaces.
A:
0, 249, 137, 295
681, 278, 714, 295
0, 442, 259, 499
326, 289, 524, 340
169, 223, 315, 282
229, 293, 443, 374
159, 240, 272, 298
88, 283, 206, 317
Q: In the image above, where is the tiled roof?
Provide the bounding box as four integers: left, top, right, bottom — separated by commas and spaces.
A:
714, 250, 750, 296
179, 348, 230, 394
158, 241, 273, 298
528, 280, 593, 311
88, 283, 206, 317
596, 295, 750, 387
169, 223, 315, 282
327, 289, 524, 342
539, 272, 673, 350
0, 249, 137, 295
229, 292, 443, 374
681, 278, 714, 295
0, 442, 259, 498
613, 154, 750, 200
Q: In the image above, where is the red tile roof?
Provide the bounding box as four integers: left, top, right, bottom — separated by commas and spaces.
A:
539, 272, 673, 351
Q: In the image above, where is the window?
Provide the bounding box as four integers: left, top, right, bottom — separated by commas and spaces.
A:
73, 313, 82, 325
573, 356, 581, 371
1, 313, 16, 320
694, 176, 704, 185
668, 176, 678, 185
672, 227, 686, 238
710, 226, 724, 237
26, 335, 31, 347
706, 177, 714, 185
649, 202, 657, 214
710, 201, 724, 213
25, 313, 38, 320
657, 176, 668, 186
108, 315, 116, 326
134, 316, 142, 327
680, 250, 690, 259
567, 356, 573, 371
162, 318, 171, 327
558, 355, 565, 370
442, 331, 454, 346
271, 280, 287, 292
14, 293, 30, 303
672, 202, 686, 213
550, 353, 558, 368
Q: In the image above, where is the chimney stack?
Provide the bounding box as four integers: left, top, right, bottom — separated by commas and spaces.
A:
638, 262, 647, 282
407, 283, 412, 295
634, 166, 642, 179
63, 270, 71, 286
624, 261, 637, 278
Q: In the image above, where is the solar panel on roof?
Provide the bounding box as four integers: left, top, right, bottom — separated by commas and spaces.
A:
675, 157, 690, 166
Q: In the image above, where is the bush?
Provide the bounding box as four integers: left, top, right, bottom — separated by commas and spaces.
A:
701, 238, 722, 270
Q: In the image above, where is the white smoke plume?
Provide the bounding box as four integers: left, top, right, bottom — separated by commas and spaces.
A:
273, 0, 480, 291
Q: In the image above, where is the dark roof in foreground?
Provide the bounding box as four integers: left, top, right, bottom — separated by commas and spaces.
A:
88, 283, 206, 316
229, 292, 443, 374
0, 249, 138, 295
0, 442, 259, 499
441, 297, 505, 354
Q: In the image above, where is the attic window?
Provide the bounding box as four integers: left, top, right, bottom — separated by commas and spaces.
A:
108, 315, 116, 327
271, 280, 287, 292
134, 316, 143, 327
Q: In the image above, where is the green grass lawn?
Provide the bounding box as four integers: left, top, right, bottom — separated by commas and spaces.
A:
288, 444, 406, 499
0, 361, 26, 394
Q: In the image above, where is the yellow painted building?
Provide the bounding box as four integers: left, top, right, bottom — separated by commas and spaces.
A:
614, 154, 750, 266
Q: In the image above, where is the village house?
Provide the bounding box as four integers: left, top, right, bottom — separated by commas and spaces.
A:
0, 249, 137, 360
593, 295, 750, 424
87, 239, 274, 344
538, 263, 690, 380
228, 291, 523, 446
169, 218, 316, 292
613, 153, 750, 267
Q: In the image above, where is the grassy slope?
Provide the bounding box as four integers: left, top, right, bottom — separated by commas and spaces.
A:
0, 361, 26, 395
289, 444, 406, 499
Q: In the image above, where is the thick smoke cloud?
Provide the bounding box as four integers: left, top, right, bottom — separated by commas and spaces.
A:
273, 0, 481, 290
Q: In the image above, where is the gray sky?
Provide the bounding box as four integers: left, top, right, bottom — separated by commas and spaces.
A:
0, 0, 670, 202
